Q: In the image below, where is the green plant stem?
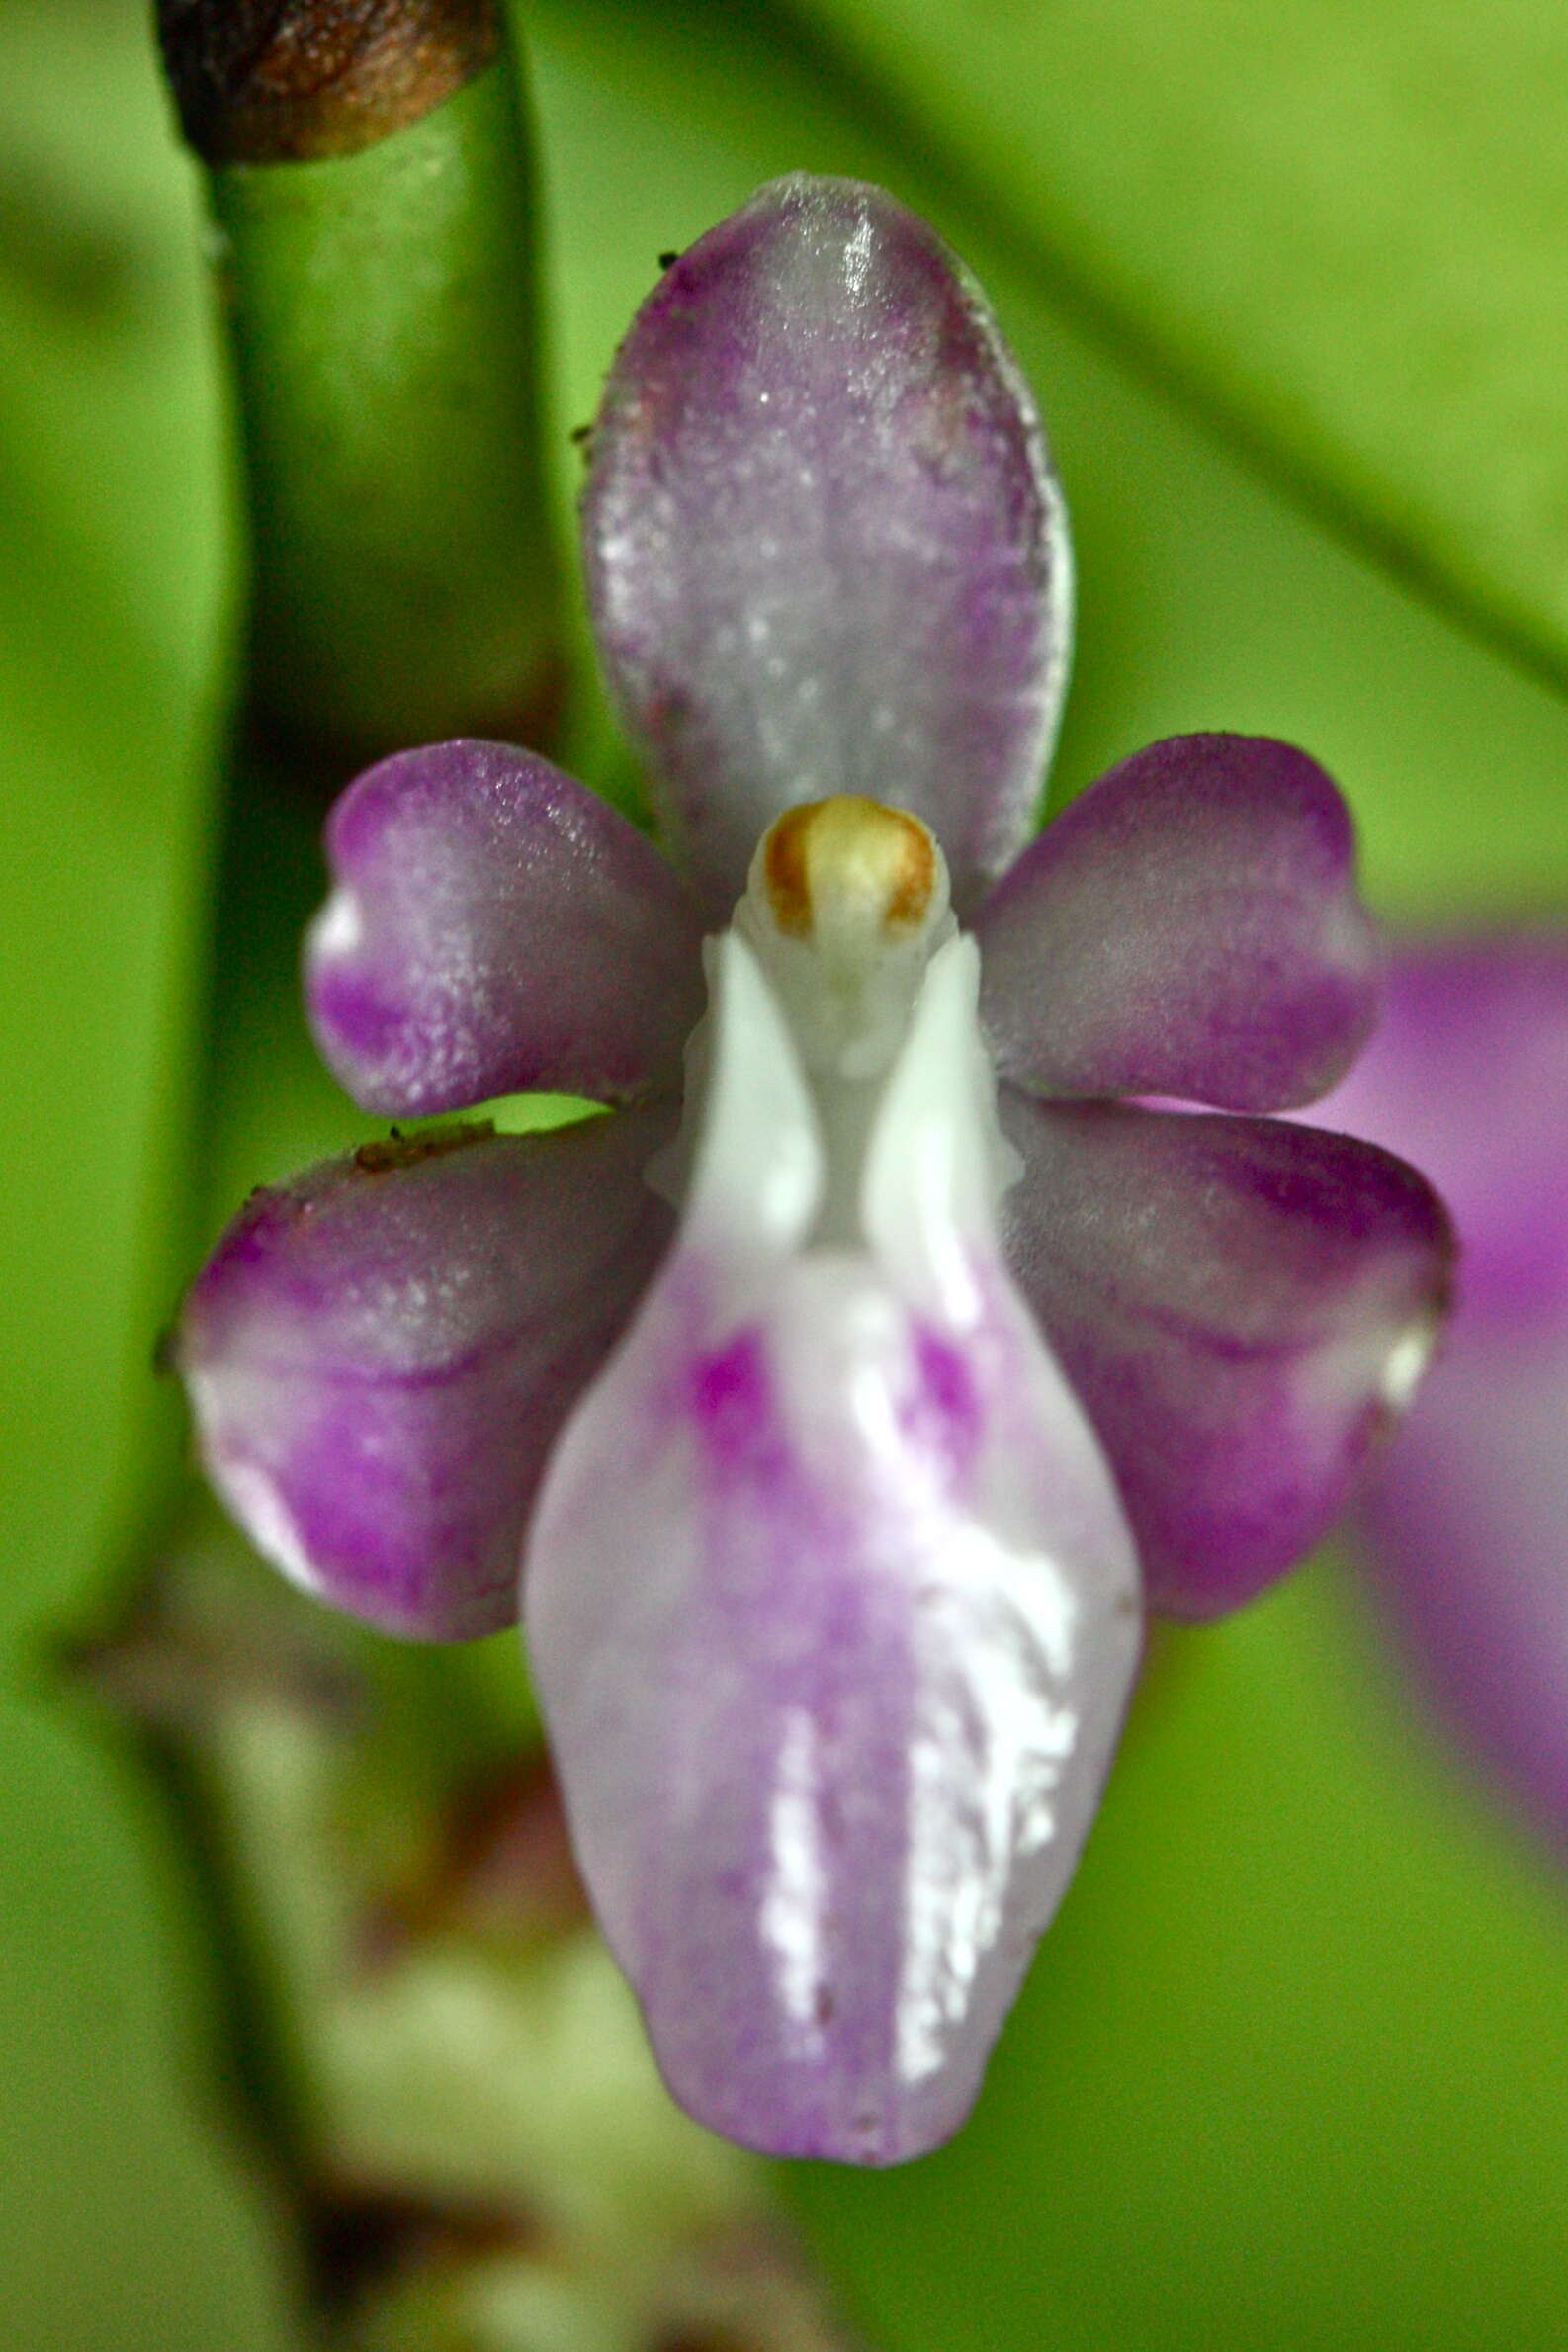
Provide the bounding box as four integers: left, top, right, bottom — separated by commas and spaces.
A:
203, 46, 562, 774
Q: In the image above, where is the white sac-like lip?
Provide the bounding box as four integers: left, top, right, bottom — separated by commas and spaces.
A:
522, 874, 1142, 2165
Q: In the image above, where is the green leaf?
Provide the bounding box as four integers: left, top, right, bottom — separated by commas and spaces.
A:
778, 0, 1568, 696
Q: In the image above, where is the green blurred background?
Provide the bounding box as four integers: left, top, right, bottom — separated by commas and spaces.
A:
5, 0, 1568, 2344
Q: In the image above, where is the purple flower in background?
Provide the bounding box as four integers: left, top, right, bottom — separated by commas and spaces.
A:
1307, 939, 1568, 1856
177, 177, 1452, 2163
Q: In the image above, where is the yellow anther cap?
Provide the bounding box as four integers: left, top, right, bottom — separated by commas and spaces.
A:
761, 796, 938, 941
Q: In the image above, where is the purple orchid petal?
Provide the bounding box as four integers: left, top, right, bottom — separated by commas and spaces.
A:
306, 740, 706, 1116
526, 931, 1139, 2163
582, 174, 1070, 919
177, 1112, 673, 1640
1000, 1092, 1454, 1620
1355, 1330, 1568, 1856
1303, 938, 1568, 1848
1310, 936, 1568, 1328
975, 734, 1378, 1110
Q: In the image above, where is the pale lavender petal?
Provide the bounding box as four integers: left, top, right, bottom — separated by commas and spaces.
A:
1309, 936, 1568, 1327
1354, 1329, 1568, 1856
1001, 1094, 1454, 1620
975, 735, 1378, 1110
306, 740, 705, 1116
582, 174, 1069, 919
526, 934, 1139, 2164
1303, 938, 1568, 1845
177, 1113, 673, 1639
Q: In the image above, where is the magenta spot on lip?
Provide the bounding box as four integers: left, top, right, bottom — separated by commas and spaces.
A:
687, 1325, 812, 1533
907, 1323, 982, 1480
691, 1328, 774, 1467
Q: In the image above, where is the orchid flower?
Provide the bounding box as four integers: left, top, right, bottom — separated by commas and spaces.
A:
1307, 939, 1568, 1858
176, 176, 1452, 2164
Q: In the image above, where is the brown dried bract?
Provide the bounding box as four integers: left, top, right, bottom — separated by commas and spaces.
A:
156, 0, 502, 165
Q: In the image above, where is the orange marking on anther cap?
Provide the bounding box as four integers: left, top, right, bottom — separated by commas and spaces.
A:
762, 797, 936, 939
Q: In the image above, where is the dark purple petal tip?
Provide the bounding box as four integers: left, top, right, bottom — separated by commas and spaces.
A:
177, 1115, 672, 1640
977, 734, 1379, 1111
306, 740, 706, 1118
1002, 1096, 1455, 1620
582, 174, 1070, 917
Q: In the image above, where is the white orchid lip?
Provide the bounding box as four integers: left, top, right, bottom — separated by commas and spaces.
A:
523, 796, 1142, 2164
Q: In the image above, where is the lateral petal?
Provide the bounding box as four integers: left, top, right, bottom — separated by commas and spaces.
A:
177, 1113, 672, 1638
1355, 1331, 1568, 1856
306, 740, 705, 1116
1002, 1093, 1453, 1619
1308, 938, 1568, 1848
976, 735, 1378, 1111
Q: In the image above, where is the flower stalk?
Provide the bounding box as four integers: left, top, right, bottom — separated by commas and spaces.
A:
156, 0, 562, 776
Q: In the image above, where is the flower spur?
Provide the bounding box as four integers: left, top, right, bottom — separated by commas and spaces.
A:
177, 175, 1453, 2163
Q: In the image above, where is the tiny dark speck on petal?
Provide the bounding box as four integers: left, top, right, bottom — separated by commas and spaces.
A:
352, 1118, 494, 1175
